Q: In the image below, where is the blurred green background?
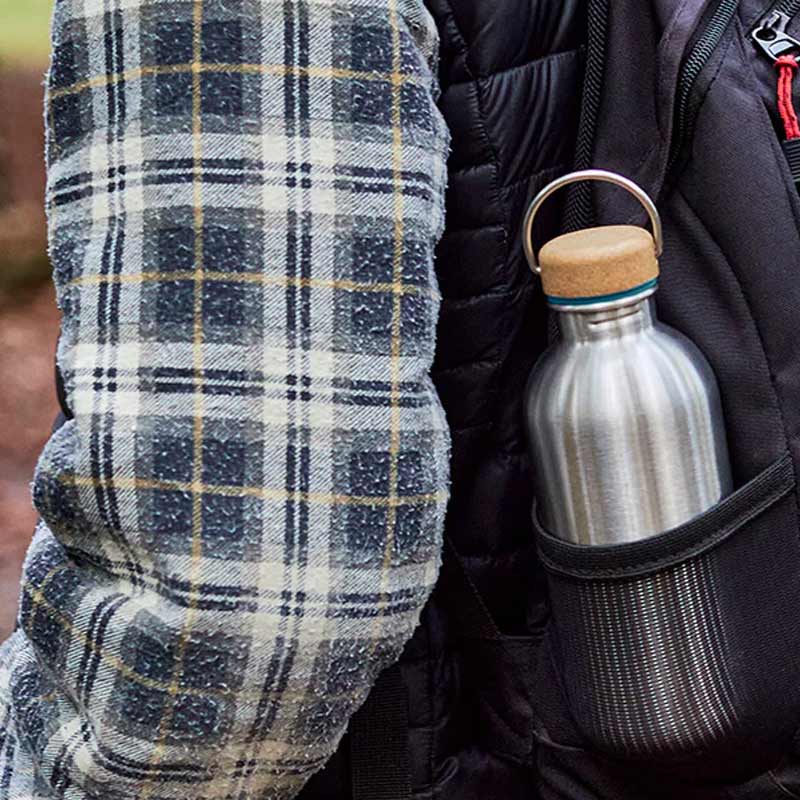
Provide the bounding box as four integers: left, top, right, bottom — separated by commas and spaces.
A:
0, 0, 52, 291
0, 0, 60, 641
0, 0, 52, 65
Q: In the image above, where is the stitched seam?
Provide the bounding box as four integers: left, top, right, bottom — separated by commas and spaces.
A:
447, 420, 492, 434
669, 16, 739, 185
449, 165, 566, 190
439, 221, 503, 233
769, 770, 800, 800
539, 475, 793, 580
440, 47, 584, 89
439, 0, 507, 257
677, 178, 800, 534
438, 280, 535, 307
432, 356, 502, 376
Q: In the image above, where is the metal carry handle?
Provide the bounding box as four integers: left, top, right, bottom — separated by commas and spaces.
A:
522, 169, 664, 274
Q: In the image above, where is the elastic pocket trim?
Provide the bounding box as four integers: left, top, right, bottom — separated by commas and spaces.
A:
536, 451, 794, 580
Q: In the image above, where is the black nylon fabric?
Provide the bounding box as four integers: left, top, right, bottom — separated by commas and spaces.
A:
349, 666, 413, 800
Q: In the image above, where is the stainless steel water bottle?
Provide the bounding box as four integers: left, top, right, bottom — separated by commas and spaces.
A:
523, 171, 732, 545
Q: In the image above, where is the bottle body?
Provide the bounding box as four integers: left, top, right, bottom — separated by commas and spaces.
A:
525, 291, 732, 545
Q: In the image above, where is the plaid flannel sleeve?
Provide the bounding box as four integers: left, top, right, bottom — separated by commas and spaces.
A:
0, 1, 450, 797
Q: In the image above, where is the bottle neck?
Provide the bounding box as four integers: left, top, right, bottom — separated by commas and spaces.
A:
555, 291, 657, 343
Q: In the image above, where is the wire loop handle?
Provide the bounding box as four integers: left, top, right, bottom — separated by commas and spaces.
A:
522, 170, 664, 274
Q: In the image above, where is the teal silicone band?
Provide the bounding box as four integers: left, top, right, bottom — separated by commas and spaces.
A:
547, 278, 658, 307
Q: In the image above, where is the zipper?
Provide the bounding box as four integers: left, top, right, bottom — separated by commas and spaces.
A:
751, 1, 800, 191
559, 0, 609, 345
564, 0, 609, 232
572, 0, 749, 210
751, 4, 800, 60
668, 0, 740, 171
573, 0, 800, 210
755, 0, 800, 31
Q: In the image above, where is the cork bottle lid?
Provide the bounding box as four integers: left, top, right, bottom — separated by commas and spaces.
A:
539, 225, 659, 304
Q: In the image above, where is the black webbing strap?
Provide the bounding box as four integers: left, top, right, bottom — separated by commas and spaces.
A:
440, 535, 502, 641
783, 138, 800, 194
349, 664, 412, 800
349, 538, 502, 799
441, 537, 537, 762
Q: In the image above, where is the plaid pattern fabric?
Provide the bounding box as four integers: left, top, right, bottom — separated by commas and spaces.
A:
0, 0, 450, 797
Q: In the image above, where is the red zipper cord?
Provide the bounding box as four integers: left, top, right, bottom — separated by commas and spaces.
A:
776, 54, 800, 140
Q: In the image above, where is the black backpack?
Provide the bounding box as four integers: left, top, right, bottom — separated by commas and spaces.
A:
539, 1, 800, 794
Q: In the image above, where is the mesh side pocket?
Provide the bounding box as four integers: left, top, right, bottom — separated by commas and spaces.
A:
536, 452, 800, 776
549, 554, 736, 758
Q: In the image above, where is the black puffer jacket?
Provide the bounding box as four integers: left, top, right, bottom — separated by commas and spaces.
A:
303, 2, 587, 797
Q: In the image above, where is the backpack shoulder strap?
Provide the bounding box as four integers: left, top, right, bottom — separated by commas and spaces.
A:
440, 536, 502, 641
348, 536, 502, 799
349, 664, 412, 800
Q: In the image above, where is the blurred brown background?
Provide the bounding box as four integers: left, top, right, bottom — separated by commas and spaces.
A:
0, 2, 60, 641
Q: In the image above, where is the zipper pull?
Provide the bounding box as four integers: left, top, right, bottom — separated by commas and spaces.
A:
752, 11, 800, 194
752, 11, 800, 60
